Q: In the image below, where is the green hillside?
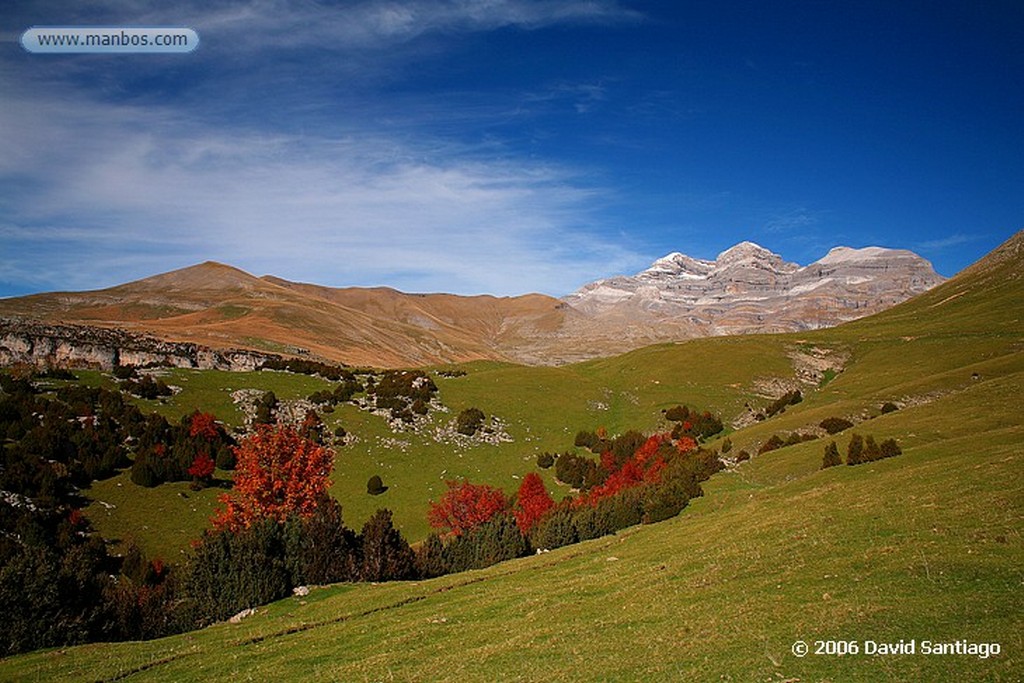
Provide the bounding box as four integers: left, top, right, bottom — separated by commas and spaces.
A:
2, 232, 1022, 680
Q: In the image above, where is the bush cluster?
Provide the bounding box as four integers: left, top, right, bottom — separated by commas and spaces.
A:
822, 434, 902, 469
418, 442, 722, 576
664, 405, 725, 441
181, 503, 414, 629
130, 411, 236, 488
0, 377, 141, 654
1, 379, 138, 502
121, 374, 172, 399
308, 378, 363, 407
756, 389, 803, 420
846, 433, 902, 466
536, 452, 556, 469
819, 416, 854, 435
254, 390, 278, 424
757, 431, 817, 455
367, 370, 438, 422
417, 513, 527, 576
534, 446, 722, 550
455, 407, 486, 435
554, 450, 606, 490
112, 364, 138, 380
261, 358, 354, 381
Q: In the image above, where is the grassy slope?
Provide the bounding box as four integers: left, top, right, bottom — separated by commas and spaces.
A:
80, 369, 336, 557
6, 378, 1020, 681
84, 340, 796, 557
4, 235, 1022, 680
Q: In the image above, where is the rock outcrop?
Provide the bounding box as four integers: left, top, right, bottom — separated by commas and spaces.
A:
0, 318, 280, 371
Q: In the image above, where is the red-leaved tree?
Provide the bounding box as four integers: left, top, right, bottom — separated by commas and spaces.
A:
427, 480, 508, 536
583, 433, 677, 506
213, 423, 334, 531
676, 436, 698, 455
513, 472, 554, 534
188, 451, 215, 488
188, 411, 221, 441
634, 434, 666, 464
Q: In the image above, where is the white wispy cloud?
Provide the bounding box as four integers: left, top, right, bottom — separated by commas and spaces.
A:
917, 233, 979, 251
0, 84, 640, 296
5, 0, 640, 49
763, 206, 823, 234
0, 0, 648, 296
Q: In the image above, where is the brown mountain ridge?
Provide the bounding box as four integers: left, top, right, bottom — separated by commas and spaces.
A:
0, 262, 577, 367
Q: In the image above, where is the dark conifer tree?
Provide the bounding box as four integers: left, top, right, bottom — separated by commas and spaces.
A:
879, 438, 903, 459
847, 434, 864, 466
359, 509, 416, 582
414, 533, 448, 579
822, 441, 842, 469
864, 435, 881, 462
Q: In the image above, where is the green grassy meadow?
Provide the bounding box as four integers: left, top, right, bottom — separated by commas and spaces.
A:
3, 239, 1022, 680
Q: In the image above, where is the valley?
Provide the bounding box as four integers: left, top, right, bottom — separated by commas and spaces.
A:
0, 232, 1020, 680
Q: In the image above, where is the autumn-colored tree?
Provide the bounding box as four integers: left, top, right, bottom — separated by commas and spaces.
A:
586, 458, 646, 504
188, 411, 220, 441
427, 479, 509, 536
213, 423, 334, 531
675, 435, 698, 455
512, 473, 555, 534
600, 449, 618, 474
583, 433, 675, 506
188, 451, 215, 488
634, 434, 665, 463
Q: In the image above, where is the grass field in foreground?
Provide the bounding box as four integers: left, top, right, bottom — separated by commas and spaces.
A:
4, 367, 1020, 681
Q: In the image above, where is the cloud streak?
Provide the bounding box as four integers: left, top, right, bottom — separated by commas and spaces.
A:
0, 86, 639, 296
0, 0, 647, 297
6, 0, 640, 51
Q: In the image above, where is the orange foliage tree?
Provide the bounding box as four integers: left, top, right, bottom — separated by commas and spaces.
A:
584, 433, 676, 506
427, 479, 509, 536
675, 435, 698, 455
188, 411, 221, 441
512, 472, 554, 534
187, 451, 215, 487
213, 423, 334, 532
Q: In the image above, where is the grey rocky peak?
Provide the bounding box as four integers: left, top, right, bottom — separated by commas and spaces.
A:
641, 252, 715, 279
714, 241, 798, 272
563, 241, 944, 336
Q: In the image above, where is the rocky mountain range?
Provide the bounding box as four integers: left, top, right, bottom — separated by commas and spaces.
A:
0, 242, 945, 368
563, 241, 945, 338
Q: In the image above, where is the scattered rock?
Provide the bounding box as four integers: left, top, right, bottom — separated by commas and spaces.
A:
228, 608, 256, 624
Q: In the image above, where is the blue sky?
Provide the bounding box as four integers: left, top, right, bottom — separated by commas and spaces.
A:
1, 1, 1022, 297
